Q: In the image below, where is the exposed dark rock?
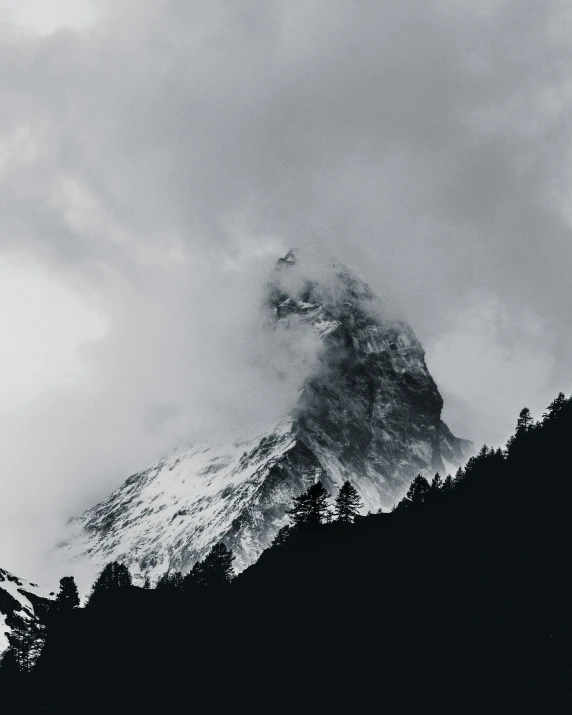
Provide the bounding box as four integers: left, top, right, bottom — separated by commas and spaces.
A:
60, 251, 471, 581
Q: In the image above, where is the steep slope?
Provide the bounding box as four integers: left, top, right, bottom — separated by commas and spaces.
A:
0, 568, 54, 655
60, 250, 471, 580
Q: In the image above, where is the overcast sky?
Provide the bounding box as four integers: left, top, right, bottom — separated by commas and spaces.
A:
1, 0, 571, 584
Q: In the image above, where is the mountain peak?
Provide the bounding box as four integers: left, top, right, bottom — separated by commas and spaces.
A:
60, 256, 472, 581
276, 248, 299, 266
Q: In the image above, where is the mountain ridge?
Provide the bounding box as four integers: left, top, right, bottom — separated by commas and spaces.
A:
59, 250, 471, 581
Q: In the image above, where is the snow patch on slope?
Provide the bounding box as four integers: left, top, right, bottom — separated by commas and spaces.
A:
61, 421, 297, 583
0, 568, 54, 654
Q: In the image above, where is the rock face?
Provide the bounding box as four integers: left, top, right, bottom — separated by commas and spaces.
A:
60, 250, 471, 580
0, 568, 54, 655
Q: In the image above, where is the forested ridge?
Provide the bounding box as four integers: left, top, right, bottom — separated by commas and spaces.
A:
3, 393, 572, 713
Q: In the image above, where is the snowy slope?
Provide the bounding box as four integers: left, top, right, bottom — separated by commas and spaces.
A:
61, 250, 472, 580
65, 421, 301, 579
0, 568, 54, 655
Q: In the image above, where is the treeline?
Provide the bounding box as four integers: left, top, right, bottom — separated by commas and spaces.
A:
0, 479, 361, 673
3, 392, 572, 713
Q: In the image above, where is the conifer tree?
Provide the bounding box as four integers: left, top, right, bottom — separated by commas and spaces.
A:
393, 474, 431, 511
54, 576, 80, 612
334, 481, 363, 523
201, 543, 235, 587
286, 481, 331, 525
143, 576, 151, 589
430, 473, 443, 492
425, 473, 443, 503
157, 571, 184, 591
156, 572, 172, 590
543, 392, 566, 421
86, 561, 132, 606
273, 525, 292, 547
442, 475, 454, 492
183, 559, 206, 592
429, 472, 443, 498
406, 474, 430, 505
171, 571, 184, 590
3, 619, 46, 673
516, 407, 533, 434
183, 544, 234, 591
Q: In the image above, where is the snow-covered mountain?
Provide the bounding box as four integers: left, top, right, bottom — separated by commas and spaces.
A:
0, 568, 54, 655
60, 250, 471, 581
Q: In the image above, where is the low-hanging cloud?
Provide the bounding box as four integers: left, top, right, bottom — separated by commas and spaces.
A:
0, 0, 571, 583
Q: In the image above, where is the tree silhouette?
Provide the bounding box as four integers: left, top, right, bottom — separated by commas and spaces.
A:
394, 474, 431, 511
543, 392, 566, 421
156, 571, 184, 591
287, 481, 331, 525
183, 559, 206, 592
335, 481, 363, 522
2, 619, 46, 673
201, 543, 235, 587
54, 576, 80, 612
407, 474, 431, 505
516, 407, 533, 434
183, 543, 234, 591
16, 389, 572, 712
86, 561, 132, 606
273, 525, 292, 547
442, 475, 454, 492
430, 473, 443, 492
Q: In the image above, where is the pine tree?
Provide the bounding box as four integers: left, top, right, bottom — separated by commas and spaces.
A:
157, 571, 184, 591
273, 525, 292, 547
430, 473, 443, 492
3, 619, 46, 673
431, 472, 443, 492
543, 392, 567, 421
334, 481, 363, 523
201, 543, 235, 587
286, 481, 331, 525
156, 572, 172, 590
54, 576, 80, 612
425, 473, 443, 503
183, 559, 206, 592
86, 561, 132, 606
143, 576, 151, 589
115, 563, 132, 588
516, 407, 533, 434
442, 475, 454, 492
393, 474, 432, 511
183, 544, 234, 592
406, 475, 431, 505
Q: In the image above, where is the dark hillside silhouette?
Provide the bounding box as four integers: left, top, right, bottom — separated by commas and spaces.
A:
3, 392, 572, 713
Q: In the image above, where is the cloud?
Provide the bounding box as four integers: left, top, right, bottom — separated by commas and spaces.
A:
0, 0, 571, 582
426, 293, 559, 447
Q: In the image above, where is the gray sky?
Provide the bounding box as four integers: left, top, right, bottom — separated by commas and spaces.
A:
0, 0, 571, 585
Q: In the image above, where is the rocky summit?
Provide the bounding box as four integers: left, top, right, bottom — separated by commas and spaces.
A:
60, 250, 471, 581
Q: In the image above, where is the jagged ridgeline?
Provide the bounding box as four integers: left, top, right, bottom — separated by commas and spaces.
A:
59, 250, 471, 580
